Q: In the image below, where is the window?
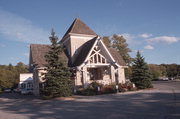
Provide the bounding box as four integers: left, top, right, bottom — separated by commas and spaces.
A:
98, 54, 101, 62
21, 83, 26, 89
94, 55, 97, 63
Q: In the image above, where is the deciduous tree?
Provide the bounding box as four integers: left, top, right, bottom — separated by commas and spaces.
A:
112, 34, 132, 65
103, 36, 111, 48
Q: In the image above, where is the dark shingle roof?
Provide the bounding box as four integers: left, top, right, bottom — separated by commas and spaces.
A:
30, 43, 126, 68
108, 48, 126, 66
72, 39, 126, 67
61, 18, 97, 42
30, 44, 68, 67
72, 37, 97, 66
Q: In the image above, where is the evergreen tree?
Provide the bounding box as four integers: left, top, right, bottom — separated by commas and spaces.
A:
131, 51, 153, 89
112, 34, 132, 65
42, 29, 72, 98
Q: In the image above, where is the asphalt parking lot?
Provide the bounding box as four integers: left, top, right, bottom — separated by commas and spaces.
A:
0, 81, 180, 119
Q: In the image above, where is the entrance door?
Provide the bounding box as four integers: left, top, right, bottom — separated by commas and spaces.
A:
88, 68, 103, 80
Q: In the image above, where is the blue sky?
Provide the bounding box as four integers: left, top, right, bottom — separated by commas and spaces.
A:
0, 0, 180, 65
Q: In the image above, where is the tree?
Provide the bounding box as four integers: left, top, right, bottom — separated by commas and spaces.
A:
148, 64, 161, 80
42, 29, 72, 98
112, 34, 132, 65
0, 63, 28, 89
166, 64, 179, 78
103, 36, 111, 48
131, 51, 153, 89
159, 64, 167, 77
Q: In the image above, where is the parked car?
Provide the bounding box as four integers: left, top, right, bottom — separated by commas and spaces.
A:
162, 78, 169, 81
4, 88, 12, 93
21, 89, 33, 95
13, 88, 21, 93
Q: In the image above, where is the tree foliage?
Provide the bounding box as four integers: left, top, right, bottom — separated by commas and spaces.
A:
0, 62, 28, 89
131, 51, 153, 89
102, 36, 111, 48
148, 64, 162, 80
165, 64, 179, 78
102, 34, 132, 65
41, 30, 72, 98
102, 34, 132, 78
112, 34, 132, 65
148, 64, 180, 80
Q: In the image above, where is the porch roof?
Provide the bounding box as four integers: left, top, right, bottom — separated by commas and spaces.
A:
108, 48, 126, 66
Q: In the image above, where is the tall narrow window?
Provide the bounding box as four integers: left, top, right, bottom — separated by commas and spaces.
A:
98, 54, 101, 63
94, 55, 97, 63
102, 58, 105, 63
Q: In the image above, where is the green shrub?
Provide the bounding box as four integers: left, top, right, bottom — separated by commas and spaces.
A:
89, 81, 103, 90
118, 82, 136, 92
76, 81, 137, 96
101, 84, 116, 94
76, 82, 102, 96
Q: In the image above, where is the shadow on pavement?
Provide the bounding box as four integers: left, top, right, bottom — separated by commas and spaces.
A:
0, 91, 180, 119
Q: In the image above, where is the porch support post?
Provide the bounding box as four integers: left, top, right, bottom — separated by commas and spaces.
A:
118, 67, 125, 84
82, 66, 88, 88
75, 71, 82, 86
33, 68, 40, 96
110, 66, 115, 83
117, 67, 121, 84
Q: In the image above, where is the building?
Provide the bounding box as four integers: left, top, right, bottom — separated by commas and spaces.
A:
19, 73, 33, 90
29, 18, 127, 95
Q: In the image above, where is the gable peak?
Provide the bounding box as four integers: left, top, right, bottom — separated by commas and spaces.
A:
62, 18, 97, 41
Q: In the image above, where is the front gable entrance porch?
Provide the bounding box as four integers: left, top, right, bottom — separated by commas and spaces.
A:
75, 38, 122, 87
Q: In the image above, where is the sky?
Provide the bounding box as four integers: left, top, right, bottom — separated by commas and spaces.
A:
0, 0, 180, 65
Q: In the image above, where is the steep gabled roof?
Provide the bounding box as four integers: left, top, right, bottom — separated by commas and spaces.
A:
108, 48, 126, 66
30, 44, 68, 67
72, 37, 97, 66
72, 38, 126, 67
61, 18, 97, 42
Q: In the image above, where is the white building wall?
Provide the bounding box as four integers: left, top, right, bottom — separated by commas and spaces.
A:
70, 35, 96, 63
33, 68, 47, 96
19, 73, 33, 89
20, 73, 33, 82
118, 67, 126, 84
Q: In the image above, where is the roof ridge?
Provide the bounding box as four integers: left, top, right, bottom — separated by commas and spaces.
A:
30, 44, 50, 46
70, 18, 78, 34
61, 18, 97, 42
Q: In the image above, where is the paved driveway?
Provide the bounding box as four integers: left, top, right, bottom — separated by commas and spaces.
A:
0, 81, 180, 119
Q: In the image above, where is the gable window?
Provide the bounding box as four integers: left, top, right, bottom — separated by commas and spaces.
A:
94, 55, 97, 63
88, 45, 107, 64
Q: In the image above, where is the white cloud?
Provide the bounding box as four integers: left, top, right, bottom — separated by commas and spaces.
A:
0, 9, 49, 44
147, 36, 180, 44
144, 45, 154, 50
116, 33, 142, 46
120, 33, 135, 43
139, 33, 152, 38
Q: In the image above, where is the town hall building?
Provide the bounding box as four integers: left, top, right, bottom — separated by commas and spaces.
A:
29, 18, 127, 95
